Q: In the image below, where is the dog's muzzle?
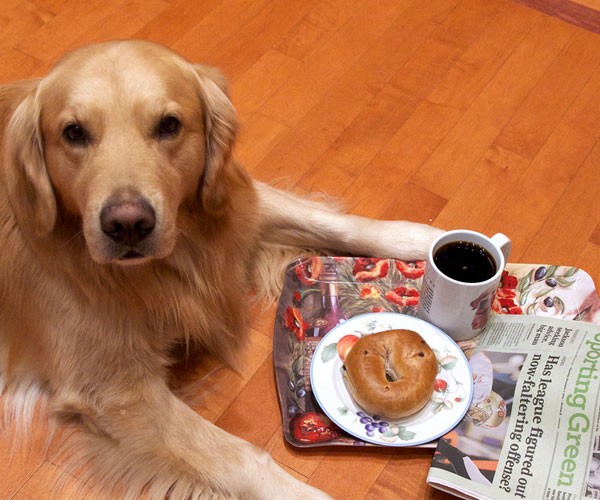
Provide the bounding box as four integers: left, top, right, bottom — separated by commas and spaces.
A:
100, 198, 156, 260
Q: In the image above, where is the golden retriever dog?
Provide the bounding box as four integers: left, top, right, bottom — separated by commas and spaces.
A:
0, 40, 442, 498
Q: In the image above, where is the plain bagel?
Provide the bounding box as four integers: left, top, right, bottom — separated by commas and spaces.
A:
342, 329, 438, 419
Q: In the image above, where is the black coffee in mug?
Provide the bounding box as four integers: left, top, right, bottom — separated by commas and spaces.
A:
433, 240, 497, 283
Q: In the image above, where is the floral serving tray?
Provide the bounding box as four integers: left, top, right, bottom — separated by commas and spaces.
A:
273, 257, 600, 447
311, 312, 472, 447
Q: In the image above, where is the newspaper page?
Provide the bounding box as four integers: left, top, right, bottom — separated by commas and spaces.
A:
427, 314, 600, 500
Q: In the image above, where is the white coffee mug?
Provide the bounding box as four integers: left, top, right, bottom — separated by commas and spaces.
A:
417, 230, 511, 342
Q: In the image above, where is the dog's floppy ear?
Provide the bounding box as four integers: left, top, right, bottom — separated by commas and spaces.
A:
2, 80, 57, 237
193, 64, 238, 214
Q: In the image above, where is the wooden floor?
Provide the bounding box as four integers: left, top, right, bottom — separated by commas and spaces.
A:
2, 0, 600, 498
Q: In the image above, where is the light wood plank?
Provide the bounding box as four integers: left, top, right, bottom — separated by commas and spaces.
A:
133, 0, 223, 46
343, 0, 534, 217
495, 28, 600, 159
264, 426, 328, 478
16, 0, 170, 65
0, 49, 44, 82
0, 1, 53, 51
216, 355, 282, 448
485, 62, 600, 261
258, 0, 415, 128
412, 13, 575, 199
308, 448, 392, 500
201, 0, 318, 82
251, 0, 462, 185
236, 112, 290, 172
231, 49, 302, 123
170, 0, 274, 66
577, 243, 600, 282
572, 0, 600, 9
521, 139, 600, 264
273, 0, 362, 61
434, 145, 530, 231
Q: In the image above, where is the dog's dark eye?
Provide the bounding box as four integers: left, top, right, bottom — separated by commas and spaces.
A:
63, 123, 88, 145
158, 116, 181, 137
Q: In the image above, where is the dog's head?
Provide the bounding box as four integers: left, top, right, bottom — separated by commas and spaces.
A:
2, 40, 237, 265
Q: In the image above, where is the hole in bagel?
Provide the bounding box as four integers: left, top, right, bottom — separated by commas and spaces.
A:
384, 351, 400, 382
418, 352, 425, 357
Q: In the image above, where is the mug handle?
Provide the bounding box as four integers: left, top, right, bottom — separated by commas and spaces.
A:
491, 233, 511, 263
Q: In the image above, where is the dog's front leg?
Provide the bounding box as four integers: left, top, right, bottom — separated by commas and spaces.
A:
55, 381, 329, 499
254, 181, 443, 260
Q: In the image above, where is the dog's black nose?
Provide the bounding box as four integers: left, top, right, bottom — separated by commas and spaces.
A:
100, 199, 156, 245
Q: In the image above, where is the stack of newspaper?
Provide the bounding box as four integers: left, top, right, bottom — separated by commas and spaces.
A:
428, 314, 600, 500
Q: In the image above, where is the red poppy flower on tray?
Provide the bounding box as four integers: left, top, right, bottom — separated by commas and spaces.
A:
294, 257, 324, 285
500, 270, 518, 290
492, 271, 522, 315
360, 285, 381, 299
494, 294, 523, 315
283, 306, 309, 341
395, 260, 426, 279
385, 286, 420, 307
352, 258, 390, 282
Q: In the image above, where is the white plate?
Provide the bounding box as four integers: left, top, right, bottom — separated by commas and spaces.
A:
310, 312, 473, 446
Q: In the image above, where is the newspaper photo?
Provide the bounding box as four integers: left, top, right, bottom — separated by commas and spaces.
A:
428, 314, 600, 500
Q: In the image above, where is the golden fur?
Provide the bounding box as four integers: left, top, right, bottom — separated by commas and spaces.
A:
0, 40, 442, 498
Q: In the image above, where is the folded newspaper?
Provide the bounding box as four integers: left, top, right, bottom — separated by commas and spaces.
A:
428, 314, 600, 500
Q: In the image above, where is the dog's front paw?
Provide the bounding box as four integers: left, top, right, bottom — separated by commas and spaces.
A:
266, 462, 331, 500
362, 220, 444, 261
235, 445, 331, 499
